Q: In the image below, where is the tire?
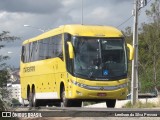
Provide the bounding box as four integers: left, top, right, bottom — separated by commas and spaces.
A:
61, 87, 82, 107
21, 98, 25, 106
32, 89, 40, 107
106, 99, 116, 108
71, 100, 82, 107
61, 88, 72, 107
53, 102, 61, 107
28, 92, 33, 107
29, 89, 40, 107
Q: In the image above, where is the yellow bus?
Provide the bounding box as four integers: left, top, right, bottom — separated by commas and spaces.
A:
20, 24, 134, 108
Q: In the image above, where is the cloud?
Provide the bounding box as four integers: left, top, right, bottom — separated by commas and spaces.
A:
62, 0, 77, 7
0, 0, 153, 67
90, 7, 109, 20
0, 0, 63, 14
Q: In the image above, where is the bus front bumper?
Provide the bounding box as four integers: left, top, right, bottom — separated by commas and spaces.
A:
67, 82, 128, 100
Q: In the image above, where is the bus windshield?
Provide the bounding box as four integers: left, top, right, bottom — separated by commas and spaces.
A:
73, 37, 127, 80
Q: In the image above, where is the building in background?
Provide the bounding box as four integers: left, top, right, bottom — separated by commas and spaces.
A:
7, 68, 23, 104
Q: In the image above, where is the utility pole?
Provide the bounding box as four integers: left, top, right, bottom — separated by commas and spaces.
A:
131, 0, 147, 105
131, 0, 147, 106
131, 0, 139, 105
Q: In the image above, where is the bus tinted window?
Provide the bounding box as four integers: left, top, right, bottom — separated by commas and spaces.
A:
25, 44, 30, 62
30, 41, 37, 61
21, 34, 63, 63
21, 46, 25, 62
54, 35, 62, 58
48, 38, 55, 58
38, 39, 50, 60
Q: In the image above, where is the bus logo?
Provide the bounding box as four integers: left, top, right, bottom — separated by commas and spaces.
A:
23, 66, 35, 72
100, 87, 104, 90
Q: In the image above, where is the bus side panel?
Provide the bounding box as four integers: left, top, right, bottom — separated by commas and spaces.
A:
20, 58, 66, 100
20, 77, 28, 100
54, 58, 66, 99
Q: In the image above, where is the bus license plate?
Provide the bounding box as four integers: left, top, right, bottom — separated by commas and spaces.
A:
97, 93, 106, 96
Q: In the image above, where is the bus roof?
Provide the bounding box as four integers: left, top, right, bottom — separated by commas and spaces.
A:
22, 24, 123, 45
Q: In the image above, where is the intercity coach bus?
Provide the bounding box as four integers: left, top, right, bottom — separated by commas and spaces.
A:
20, 24, 134, 108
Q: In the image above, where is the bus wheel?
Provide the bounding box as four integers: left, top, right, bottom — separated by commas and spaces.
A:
72, 100, 82, 107
32, 89, 40, 107
29, 92, 33, 107
21, 98, 25, 106
106, 99, 116, 108
61, 88, 71, 107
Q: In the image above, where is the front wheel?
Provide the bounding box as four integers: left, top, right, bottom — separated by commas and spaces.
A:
106, 99, 116, 108
61, 88, 82, 107
71, 100, 82, 107
61, 88, 72, 107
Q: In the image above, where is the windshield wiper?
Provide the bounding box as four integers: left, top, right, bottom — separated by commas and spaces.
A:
88, 71, 94, 78
87, 65, 97, 78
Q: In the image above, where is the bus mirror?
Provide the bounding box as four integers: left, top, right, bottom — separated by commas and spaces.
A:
67, 42, 74, 59
127, 43, 134, 60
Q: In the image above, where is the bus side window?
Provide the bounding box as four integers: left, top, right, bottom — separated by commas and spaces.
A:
34, 41, 39, 61
38, 40, 45, 60
30, 41, 39, 61
22, 44, 29, 63
29, 42, 33, 62
50, 34, 63, 60
49, 37, 55, 58
25, 44, 30, 63
21, 46, 25, 62
55, 34, 63, 60
43, 38, 50, 59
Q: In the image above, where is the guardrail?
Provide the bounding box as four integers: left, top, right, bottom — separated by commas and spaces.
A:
138, 93, 157, 98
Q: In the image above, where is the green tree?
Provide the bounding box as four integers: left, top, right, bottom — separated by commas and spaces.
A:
123, 0, 160, 93
0, 31, 19, 110
138, 0, 160, 92
12, 98, 21, 104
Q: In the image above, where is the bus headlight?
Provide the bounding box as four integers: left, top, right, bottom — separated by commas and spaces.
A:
71, 80, 127, 90
118, 83, 127, 89
71, 80, 87, 88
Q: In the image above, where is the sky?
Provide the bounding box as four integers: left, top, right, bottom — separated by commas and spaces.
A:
0, 0, 154, 68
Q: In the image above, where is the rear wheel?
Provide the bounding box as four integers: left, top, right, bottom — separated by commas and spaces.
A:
32, 89, 40, 107
28, 92, 33, 107
29, 89, 40, 107
21, 98, 25, 106
53, 102, 61, 107
106, 99, 116, 108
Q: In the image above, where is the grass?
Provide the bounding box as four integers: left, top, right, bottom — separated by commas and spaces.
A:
123, 98, 160, 108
